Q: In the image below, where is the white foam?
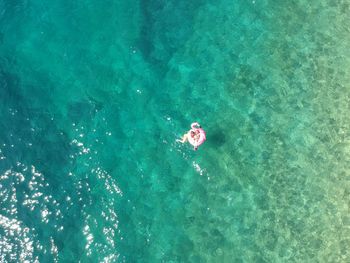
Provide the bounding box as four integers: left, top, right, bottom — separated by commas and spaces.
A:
192, 161, 205, 176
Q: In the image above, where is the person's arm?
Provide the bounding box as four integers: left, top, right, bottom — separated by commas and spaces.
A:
176, 133, 188, 143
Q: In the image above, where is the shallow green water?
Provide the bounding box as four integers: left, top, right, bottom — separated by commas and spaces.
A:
1, 0, 350, 262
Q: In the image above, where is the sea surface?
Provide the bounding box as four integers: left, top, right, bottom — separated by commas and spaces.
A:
1, 0, 350, 262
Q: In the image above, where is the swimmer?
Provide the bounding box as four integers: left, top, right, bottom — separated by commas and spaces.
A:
176, 130, 197, 144
176, 122, 206, 150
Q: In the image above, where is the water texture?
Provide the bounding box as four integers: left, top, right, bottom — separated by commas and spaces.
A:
1, 0, 350, 262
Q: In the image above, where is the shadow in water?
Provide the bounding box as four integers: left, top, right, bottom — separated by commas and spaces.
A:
207, 130, 226, 147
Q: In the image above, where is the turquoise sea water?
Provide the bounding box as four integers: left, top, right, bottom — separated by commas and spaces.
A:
1, 0, 350, 262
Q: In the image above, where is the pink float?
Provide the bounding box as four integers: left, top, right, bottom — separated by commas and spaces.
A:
188, 122, 206, 150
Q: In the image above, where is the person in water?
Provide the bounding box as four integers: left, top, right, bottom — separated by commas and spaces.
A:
177, 130, 198, 143
177, 122, 206, 150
